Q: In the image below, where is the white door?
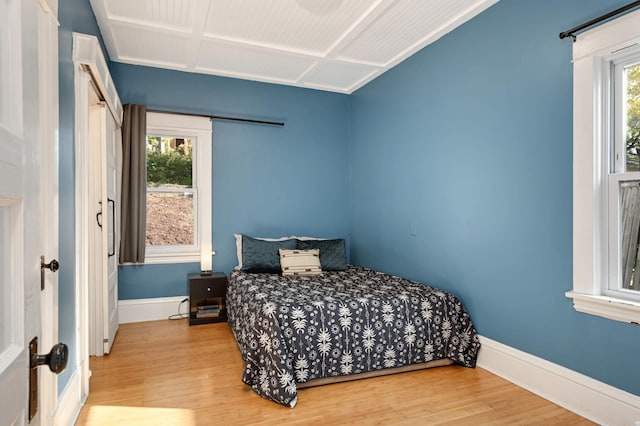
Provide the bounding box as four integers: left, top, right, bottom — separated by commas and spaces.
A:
102, 104, 119, 354
0, 0, 53, 424
89, 103, 119, 356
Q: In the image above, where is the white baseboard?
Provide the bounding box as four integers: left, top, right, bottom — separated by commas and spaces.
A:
118, 296, 188, 324
54, 368, 83, 426
477, 335, 640, 425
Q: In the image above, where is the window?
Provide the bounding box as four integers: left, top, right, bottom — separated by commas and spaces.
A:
146, 136, 195, 247
145, 112, 212, 264
568, 9, 640, 323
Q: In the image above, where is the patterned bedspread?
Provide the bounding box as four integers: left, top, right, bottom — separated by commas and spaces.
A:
227, 266, 480, 407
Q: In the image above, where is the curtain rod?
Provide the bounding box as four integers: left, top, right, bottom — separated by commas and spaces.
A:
146, 108, 285, 127
559, 0, 640, 41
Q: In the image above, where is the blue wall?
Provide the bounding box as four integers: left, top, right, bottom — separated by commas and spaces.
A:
111, 64, 351, 299
57, 0, 108, 395
349, 0, 640, 396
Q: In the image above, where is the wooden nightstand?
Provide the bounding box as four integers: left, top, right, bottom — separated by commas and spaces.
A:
188, 272, 228, 325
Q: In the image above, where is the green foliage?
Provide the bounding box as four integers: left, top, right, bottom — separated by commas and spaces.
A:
628, 65, 640, 152
146, 135, 193, 186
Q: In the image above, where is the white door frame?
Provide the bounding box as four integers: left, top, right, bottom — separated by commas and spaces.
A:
72, 32, 123, 402
74, 65, 92, 402
49, 65, 93, 423
37, 0, 60, 423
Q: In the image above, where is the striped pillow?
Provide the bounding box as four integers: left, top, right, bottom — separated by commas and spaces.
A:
279, 249, 322, 276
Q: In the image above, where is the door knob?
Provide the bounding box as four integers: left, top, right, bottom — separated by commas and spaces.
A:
30, 342, 68, 374
41, 257, 59, 272
28, 339, 69, 421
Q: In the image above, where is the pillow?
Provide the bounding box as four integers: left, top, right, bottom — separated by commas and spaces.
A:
279, 249, 322, 276
234, 234, 293, 269
296, 238, 347, 271
241, 235, 296, 273
292, 236, 327, 241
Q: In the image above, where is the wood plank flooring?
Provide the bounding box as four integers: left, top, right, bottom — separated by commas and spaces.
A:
75, 320, 593, 425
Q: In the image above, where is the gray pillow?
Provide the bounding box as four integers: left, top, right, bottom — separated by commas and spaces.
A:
296, 239, 347, 271
241, 235, 296, 273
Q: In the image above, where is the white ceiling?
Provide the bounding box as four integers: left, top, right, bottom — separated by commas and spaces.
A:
90, 0, 498, 94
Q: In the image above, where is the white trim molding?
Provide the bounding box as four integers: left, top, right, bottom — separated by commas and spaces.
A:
73, 30, 124, 396
569, 7, 640, 324
118, 296, 188, 324
53, 368, 84, 426
38, 1, 60, 423
72, 33, 122, 125
145, 112, 212, 270
566, 291, 640, 324
73, 62, 92, 406
477, 336, 640, 425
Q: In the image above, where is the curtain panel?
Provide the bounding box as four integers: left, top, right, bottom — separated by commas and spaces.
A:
120, 104, 147, 264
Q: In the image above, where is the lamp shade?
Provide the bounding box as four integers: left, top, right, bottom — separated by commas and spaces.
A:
201, 243, 213, 273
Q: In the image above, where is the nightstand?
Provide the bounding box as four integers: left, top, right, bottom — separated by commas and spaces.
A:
188, 272, 228, 325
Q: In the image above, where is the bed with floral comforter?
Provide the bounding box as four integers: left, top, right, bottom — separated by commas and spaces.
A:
227, 266, 480, 407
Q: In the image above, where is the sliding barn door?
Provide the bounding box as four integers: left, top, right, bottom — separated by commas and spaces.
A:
89, 103, 119, 355
103, 104, 119, 354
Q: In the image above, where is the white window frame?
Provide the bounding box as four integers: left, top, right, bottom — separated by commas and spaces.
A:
144, 112, 212, 265
568, 9, 640, 323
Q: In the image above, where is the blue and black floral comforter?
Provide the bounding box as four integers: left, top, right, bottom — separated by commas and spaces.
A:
227, 266, 480, 407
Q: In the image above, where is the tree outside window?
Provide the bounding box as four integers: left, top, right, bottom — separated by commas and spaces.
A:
626, 64, 640, 172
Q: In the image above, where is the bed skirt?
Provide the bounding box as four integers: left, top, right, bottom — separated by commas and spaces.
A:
296, 358, 454, 389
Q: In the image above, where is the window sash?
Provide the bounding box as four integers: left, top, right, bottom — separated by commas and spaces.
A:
612, 56, 640, 174
146, 188, 199, 252
606, 52, 640, 301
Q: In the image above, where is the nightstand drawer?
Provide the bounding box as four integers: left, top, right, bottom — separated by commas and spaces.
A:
190, 277, 226, 298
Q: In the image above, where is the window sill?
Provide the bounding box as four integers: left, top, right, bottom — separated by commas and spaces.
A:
143, 252, 200, 265
565, 291, 640, 324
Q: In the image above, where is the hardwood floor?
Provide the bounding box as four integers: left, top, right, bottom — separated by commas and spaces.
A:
75, 320, 593, 425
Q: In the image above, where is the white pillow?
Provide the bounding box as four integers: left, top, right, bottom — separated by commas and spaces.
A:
292, 236, 328, 241
279, 249, 322, 276
234, 234, 294, 269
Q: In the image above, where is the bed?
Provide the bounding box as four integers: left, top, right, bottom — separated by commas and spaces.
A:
227, 236, 480, 407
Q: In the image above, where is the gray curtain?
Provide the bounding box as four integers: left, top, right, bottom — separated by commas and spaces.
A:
120, 104, 147, 264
